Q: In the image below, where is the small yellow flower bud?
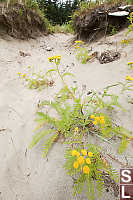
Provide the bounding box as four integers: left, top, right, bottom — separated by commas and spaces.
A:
88, 152, 93, 157
90, 115, 95, 119
73, 161, 79, 169
93, 121, 97, 125
86, 158, 91, 164
81, 149, 87, 156
77, 156, 84, 165
83, 165, 90, 174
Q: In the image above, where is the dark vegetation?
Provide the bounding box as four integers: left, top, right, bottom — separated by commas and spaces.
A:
37, 0, 79, 25
72, 0, 133, 40
0, 0, 133, 39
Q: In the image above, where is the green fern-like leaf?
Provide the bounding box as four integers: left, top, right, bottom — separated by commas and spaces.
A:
118, 135, 130, 154
42, 133, 58, 157
96, 175, 104, 199
62, 72, 75, 78
29, 129, 54, 148
36, 112, 56, 125
45, 69, 57, 76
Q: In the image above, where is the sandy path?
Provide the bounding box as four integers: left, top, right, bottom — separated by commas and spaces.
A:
0, 31, 133, 200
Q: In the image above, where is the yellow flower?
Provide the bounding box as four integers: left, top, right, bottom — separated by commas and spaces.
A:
72, 150, 80, 157
72, 150, 78, 156
75, 46, 80, 49
100, 116, 104, 120
48, 55, 61, 63
128, 62, 133, 65
100, 119, 105, 124
73, 161, 79, 169
95, 117, 100, 121
76, 152, 80, 157
48, 56, 53, 62
86, 158, 91, 164
75, 40, 84, 44
81, 149, 87, 156
17, 72, 21, 75
55, 55, 61, 60
77, 156, 84, 165
126, 75, 133, 81
22, 74, 26, 78
83, 165, 90, 174
93, 121, 97, 125
88, 152, 93, 157
75, 127, 79, 132
90, 115, 95, 119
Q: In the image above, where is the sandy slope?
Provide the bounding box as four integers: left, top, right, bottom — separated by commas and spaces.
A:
0, 30, 133, 200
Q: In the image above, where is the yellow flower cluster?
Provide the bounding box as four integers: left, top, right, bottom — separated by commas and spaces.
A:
75, 40, 84, 44
90, 115, 105, 125
128, 62, 133, 65
126, 75, 133, 81
48, 55, 61, 62
17, 72, 26, 78
75, 46, 80, 49
72, 150, 80, 157
72, 149, 93, 174
121, 39, 131, 45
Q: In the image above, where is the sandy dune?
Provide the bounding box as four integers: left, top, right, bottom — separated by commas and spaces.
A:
0, 30, 133, 200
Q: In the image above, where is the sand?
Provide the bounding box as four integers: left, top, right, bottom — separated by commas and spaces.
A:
0, 30, 133, 200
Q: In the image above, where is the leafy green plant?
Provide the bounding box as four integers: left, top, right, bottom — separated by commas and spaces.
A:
127, 0, 133, 3
30, 56, 132, 156
73, 40, 93, 64
29, 55, 133, 199
126, 12, 133, 35
121, 12, 133, 46
76, 47, 90, 64
17, 66, 54, 90
19, 8, 23, 16
52, 21, 74, 34
64, 144, 119, 199
109, 25, 118, 36
119, 75, 133, 93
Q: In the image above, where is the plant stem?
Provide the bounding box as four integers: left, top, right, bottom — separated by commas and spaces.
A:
56, 63, 76, 101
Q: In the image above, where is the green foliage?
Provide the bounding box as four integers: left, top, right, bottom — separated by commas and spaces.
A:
25, 0, 39, 10
19, 8, 23, 16
37, 0, 78, 25
29, 56, 132, 157
52, 21, 74, 33
29, 56, 132, 199
79, 0, 99, 12
87, 87, 125, 112
126, 12, 133, 35
76, 47, 90, 64
73, 41, 97, 64
118, 79, 133, 93
17, 65, 54, 90
127, 0, 133, 5
128, 62, 133, 71
109, 25, 118, 36
64, 144, 118, 199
